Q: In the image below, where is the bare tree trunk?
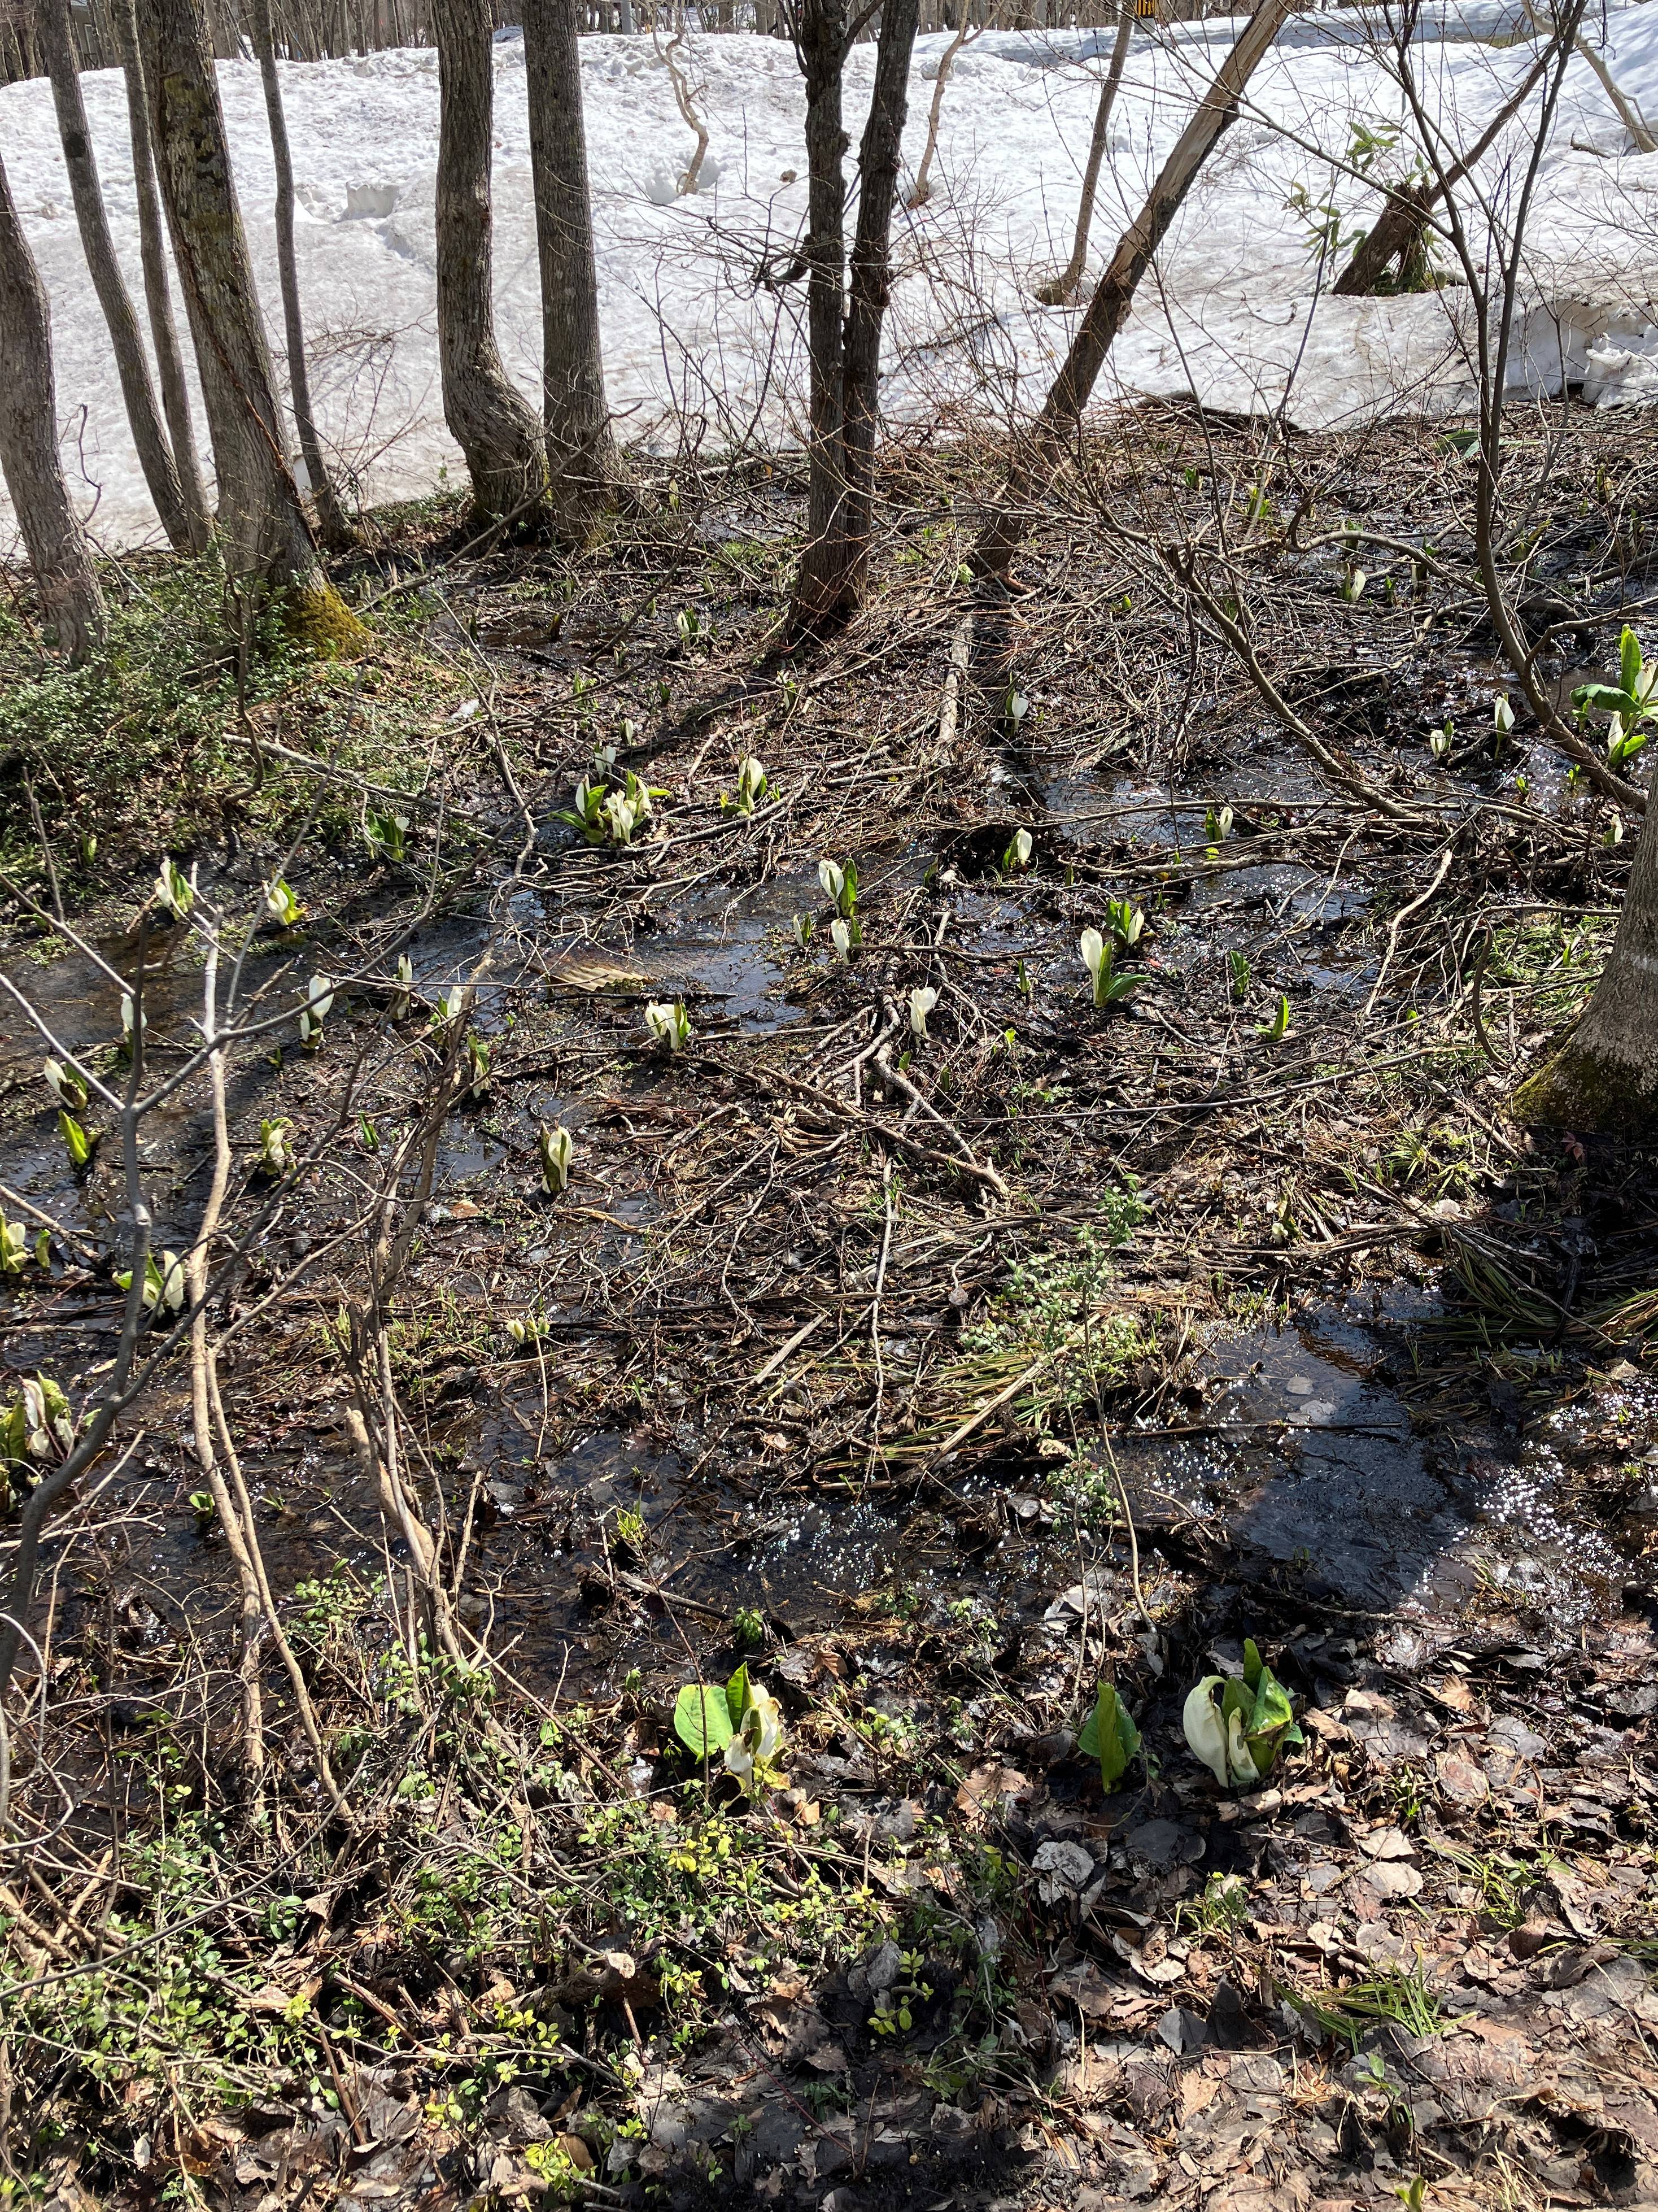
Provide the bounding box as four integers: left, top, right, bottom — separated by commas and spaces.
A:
975, 0, 1293, 581
522, 0, 617, 528
834, 0, 920, 607
39, 0, 195, 552
791, 0, 849, 627
112, 0, 211, 547
906, 12, 976, 210
1515, 751, 1658, 1132
1036, 2, 1133, 303
250, 0, 354, 547
0, 152, 106, 663
137, 0, 364, 646
435, 0, 548, 526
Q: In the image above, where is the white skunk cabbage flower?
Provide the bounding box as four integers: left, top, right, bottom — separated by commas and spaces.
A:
909, 986, 938, 1037
723, 1683, 784, 1781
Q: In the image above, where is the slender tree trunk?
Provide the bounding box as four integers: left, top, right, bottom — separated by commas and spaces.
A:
835, 0, 920, 603
792, 0, 850, 626
1513, 754, 1658, 1133
40, 0, 195, 552
1036, 3, 1133, 303
790, 0, 920, 629
975, 0, 1293, 581
250, 0, 354, 547
0, 152, 106, 663
112, 0, 211, 547
906, 14, 975, 210
435, 0, 548, 526
522, 0, 617, 528
138, 0, 364, 646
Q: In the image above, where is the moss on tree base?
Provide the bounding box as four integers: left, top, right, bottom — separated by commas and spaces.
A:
286, 578, 368, 656
1511, 1039, 1658, 1137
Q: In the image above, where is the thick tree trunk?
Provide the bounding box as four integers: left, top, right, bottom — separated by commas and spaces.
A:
0, 151, 106, 663
112, 0, 211, 548
975, 0, 1293, 581
832, 0, 920, 607
40, 0, 195, 552
138, 0, 363, 646
250, 0, 354, 548
1036, 5, 1133, 304
1513, 760, 1658, 1134
521, 0, 617, 528
435, 0, 548, 526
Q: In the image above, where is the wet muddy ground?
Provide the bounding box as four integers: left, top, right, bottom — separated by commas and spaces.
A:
3, 412, 1657, 2210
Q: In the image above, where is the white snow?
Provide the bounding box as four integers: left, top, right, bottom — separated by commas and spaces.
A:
7, 6, 1658, 550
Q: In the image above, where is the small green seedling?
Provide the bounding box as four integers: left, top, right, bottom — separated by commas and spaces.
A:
1183, 1638, 1303, 1790
1077, 1681, 1141, 1791
732, 1605, 766, 1649
1573, 624, 1656, 770
365, 810, 410, 864
506, 1312, 551, 1349
264, 878, 306, 929
538, 1124, 574, 1194
189, 1490, 216, 1530
1256, 993, 1291, 1042
644, 999, 691, 1051
909, 985, 937, 1037
1229, 949, 1251, 1000
154, 856, 192, 920
58, 1113, 92, 1170
358, 1116, 380, 1153
463, 1036, 491, 1100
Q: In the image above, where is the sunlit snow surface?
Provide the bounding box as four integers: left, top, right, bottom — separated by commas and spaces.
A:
7, 3, 1658, 546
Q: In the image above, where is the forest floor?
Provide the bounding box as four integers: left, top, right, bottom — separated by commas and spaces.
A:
1, 403, 1656, 2212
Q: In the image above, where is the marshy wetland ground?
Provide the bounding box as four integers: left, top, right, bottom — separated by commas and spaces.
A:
2, 408, 1657, 2212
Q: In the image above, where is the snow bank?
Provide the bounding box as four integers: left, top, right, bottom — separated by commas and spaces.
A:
5, 8, 1658, 550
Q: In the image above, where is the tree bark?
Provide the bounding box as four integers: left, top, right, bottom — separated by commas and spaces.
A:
1513, 756, 1658, 1134
40, 0, 195, 552
248, 0, 354, 548
435, 0, 548, 526
138, 0, 363, 646
792, 0, 850, 632
0, 151, 107, 663
975, 0, 1293, 581
1036, 4, 1133, 304
112, 0, 211, 548
522, 0, 617, 528
834, 0, 920, 606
